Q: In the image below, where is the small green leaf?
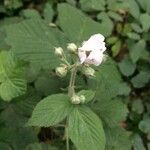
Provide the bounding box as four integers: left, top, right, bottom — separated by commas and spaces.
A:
139, 118, 150, 133
77, 90, 95, 103
129, 40, 146, 63
131, 23, 143, 33
79, 0, 105, 11
140, 13, 150, 32
107, 11, 123, 21
107, 36, 118, 45
131, 71, 150, 88
69, 105, 106, 150
127, 32, 141, 40
111, 40, 121, 57
132, 99, 144, 114
27, 94, 72, 127
44, 3, 54, 23
118, 57, 136, 76
128, 0, 140, 19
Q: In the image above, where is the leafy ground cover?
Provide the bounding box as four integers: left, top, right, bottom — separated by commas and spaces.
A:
0, 0, 150, 150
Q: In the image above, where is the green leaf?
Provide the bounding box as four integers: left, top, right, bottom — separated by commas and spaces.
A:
94, 98, 128, 127
132, 134, 146, 150
97, 12, 114, 36
131, 23, 143, 33
0, 51, 27, 101
58, 3, 110, 43
68, 105, 106, 150
22, 9, 41, 19
128, 0, 140, 19
111, 40, 121, 57
79, 0, 105, 11
132, 99, 144, 114
44, 3, 54, 23
140, 13, 150, 32
127, 32, 141, 40
129, 40, 146, 63
139, 118, 150, 133
28, 94, 72, 127
107, 11, 123, 21
0, 128, 38, 150
94, 58, 122, 99
105, 127, 132, 150
131, 71, 150, 88
77, 90, 95, 103
4, 19, 68, 69
26, 143, 58, 150
118, 57, 136, 76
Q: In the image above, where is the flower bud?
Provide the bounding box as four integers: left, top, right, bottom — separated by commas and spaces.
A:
55, 47, 63, 57
83, 67, 95, 77
80, 95, 85, 103
55, 66, 67, 77
67, 43, 77, 53
71, 95, 81, 104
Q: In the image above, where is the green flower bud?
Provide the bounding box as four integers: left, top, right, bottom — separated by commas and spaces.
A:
55, 66, 67, 77
55, 47, 63, 57
71, 94, 81, 104
83, 67, 95, 77
67, 43, 77, 53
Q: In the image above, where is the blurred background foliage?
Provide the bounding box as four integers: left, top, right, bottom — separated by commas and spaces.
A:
0, 0, 150, 149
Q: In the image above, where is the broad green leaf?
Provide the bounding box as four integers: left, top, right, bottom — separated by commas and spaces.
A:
58, 3, 109, 44
77, 90, 95, 103
93, 58, 122, 99
129, 40, 146, 63
28, 94, 72, 127
26, 143, 58, 150
131, 71, 150, 88
105, 127, 132, 150
0, 142, 11, 150
94, 98, 128, 127
4, 19, 68, 69
68, 105, 106, 150
118, 57, 136, 76
79, 0, 105, 11
140, 13, 150, 32
0, 51, 27, 101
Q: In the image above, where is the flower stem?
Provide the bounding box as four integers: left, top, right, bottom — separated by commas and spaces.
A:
65, 123, 69, 150
68, 63, 77, 97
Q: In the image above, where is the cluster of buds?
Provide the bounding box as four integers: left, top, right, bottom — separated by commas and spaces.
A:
71, 94, 85, 104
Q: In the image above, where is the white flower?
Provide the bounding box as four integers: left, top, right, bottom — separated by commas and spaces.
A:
67, 43, 77, 53
78, 34, 106, 66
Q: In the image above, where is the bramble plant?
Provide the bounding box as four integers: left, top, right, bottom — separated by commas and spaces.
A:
27, 34, 107, 150
0, 0, 150, 150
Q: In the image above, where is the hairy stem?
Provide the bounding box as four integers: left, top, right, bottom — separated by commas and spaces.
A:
68, 64, 77, 97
